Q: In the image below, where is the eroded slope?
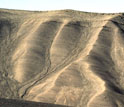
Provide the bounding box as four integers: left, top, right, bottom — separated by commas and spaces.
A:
0, 9, 124, 107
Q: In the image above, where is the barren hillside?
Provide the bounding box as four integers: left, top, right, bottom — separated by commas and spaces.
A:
0, 9, 124, 107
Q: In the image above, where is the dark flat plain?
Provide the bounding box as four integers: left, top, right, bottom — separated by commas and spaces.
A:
0, 98, 69, 107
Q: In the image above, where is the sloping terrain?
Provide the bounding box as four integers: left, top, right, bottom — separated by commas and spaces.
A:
0, 9, 124, 107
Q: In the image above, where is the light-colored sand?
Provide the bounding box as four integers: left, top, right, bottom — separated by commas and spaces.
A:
0, 9, 124, 107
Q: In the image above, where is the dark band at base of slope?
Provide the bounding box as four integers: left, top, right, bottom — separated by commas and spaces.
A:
0, 98, 70, 107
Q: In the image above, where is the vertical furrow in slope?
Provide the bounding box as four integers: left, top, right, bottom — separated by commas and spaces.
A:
12, 19, 61, 83
50, 21, 83, 72
18, 20, 69, 97
12, 19, 43, 83
75, 20, 110, 107
111, 21, 124, 91
22, 20, 85, 105
23, 19, 112, 107
49, 20, 68, 68
74, 19, 114, 107
87, 20, 122, 106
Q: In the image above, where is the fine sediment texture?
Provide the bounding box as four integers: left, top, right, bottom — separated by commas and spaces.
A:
0, 9, 124, 107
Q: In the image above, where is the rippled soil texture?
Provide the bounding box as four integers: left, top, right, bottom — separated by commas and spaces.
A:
0, 9, 124, 107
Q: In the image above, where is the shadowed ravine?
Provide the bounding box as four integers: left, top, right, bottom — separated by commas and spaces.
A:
0, 9, 124, 107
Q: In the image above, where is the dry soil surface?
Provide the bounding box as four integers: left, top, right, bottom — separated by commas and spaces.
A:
0, 9, 124, 107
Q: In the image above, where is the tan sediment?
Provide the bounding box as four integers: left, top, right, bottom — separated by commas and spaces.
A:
85, 16, 116, 107
12, 19, 46, 82
74, 21, 107, 107
25, 61, 73, 101
27, 16, 113, 106
24, 16, 116, 106
74, 16, 117, 106
50, 20, 68, 64
1, 9, 124, 107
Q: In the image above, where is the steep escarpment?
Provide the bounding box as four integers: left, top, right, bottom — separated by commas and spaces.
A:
0, 9, 124, 107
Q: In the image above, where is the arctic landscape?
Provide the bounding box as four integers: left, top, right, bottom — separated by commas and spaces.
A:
0, 9, 124, 107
